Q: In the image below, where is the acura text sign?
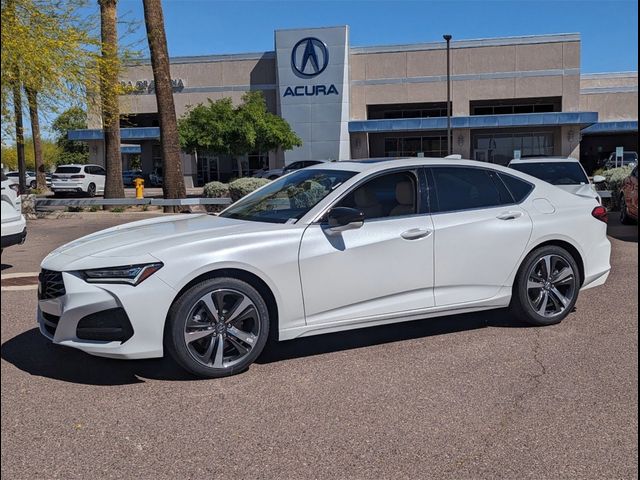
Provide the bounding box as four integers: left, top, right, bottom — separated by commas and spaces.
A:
276, 26, 351, 162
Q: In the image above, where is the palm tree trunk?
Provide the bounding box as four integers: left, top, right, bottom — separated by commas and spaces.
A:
99, 0, 124, 199
25, 87, 46, 190
142, 0, 186, 210
12, 82, 27, 192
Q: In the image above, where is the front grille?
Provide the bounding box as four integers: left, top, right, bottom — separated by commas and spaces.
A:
41, 311, 60, 336
38, 269, 66, 300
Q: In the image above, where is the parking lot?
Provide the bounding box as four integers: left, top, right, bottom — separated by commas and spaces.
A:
1, 213, 637, 479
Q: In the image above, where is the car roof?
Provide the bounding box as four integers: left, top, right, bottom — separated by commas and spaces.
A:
56, 164, 102, 168
305, 157, 521, 175
509, 157, 580, 164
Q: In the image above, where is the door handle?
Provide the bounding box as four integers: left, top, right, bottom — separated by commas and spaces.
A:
496, 211, 523, 220
401, 228, 432, 240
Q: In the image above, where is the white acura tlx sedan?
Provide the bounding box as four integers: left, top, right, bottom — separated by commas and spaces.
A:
37, 158, 611, 378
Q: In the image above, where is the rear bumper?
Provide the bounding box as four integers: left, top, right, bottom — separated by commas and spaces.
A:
51, 182, 84, 192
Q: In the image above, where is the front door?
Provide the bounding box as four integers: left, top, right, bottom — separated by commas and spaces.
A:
298, 170, 435, 326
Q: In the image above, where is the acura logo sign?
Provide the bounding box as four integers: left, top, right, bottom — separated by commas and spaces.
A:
291, 37, 329, 78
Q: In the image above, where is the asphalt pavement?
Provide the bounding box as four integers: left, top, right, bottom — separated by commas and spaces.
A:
1, 213, 637, 479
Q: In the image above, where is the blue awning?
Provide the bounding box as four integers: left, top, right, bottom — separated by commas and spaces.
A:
580, 121, 638, 135
348, 112, 598, 133
68, 127, 160, 141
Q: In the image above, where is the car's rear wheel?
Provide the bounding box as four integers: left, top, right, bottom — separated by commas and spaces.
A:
165, 277, 270, 378
87, 183, 96, 197
510, 245, 580, 326
29, 180, 37, 189
620, 194, 634, 224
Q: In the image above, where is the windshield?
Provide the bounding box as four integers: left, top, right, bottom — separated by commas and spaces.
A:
510, 162, 589, 186
55, 166, 81, 174
624, 152, 638, 162
220, 169, 357, 223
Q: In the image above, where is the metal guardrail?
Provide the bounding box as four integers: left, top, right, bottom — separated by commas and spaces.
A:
35, 197, 232, 210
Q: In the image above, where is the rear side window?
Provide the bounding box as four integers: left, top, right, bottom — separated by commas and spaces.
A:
498, 173, 534, 202
430, 167, 512, 213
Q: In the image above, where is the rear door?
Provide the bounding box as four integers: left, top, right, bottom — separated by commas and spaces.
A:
93, 166, 106, 192
426, 166, 533, 306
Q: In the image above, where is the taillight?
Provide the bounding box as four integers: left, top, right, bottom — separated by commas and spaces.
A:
70, 174, 85, 179
592, 205, 608, 223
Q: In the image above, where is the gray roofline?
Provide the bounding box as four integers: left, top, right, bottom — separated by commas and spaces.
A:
580, 71, 638, 79
350, 33, 581, 54
126, 32, 581, 66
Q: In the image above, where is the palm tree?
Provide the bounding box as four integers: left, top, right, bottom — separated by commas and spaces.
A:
24, 87, 46, 189
98, 0, 124, 199
12, 82, 26, 192
142, 0, 186, 207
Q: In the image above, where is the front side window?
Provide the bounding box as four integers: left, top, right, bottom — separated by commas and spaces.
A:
509, 162, 588, 186
430, 167, 512, 213
220, 169, 356, 224
336, 171, 418, 220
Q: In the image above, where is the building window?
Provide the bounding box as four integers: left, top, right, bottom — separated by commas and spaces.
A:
472, 132, 554, 166
470, 97, 561, 116
247, 152, 269, 175
383, 135, 448, 157
368, 102, 451, 120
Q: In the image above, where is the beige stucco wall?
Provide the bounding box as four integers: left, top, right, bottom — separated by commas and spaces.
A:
579, 73, 638, 121
118, 55, 278, 117
349, 38, 581, 120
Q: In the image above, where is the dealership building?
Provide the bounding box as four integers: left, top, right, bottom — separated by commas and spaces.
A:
72, 26, 638, 186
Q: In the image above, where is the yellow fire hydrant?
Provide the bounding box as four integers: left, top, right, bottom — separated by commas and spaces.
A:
134, 177, 144, 199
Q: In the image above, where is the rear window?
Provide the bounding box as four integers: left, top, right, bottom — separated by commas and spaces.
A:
55, 166, 82, 174
510, 162, 588, 186
430, 167, 512, 213
498, 173, 534, 202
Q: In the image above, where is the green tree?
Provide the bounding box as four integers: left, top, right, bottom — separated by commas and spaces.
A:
51, 107, 90, 165
1, 138, 60, 170
178, 91, 302, 167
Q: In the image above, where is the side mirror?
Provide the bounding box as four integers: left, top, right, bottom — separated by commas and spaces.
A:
592, 175, 606, 184
324, 207, 365, 234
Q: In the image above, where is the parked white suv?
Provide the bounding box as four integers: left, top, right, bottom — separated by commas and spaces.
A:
1, 172, 26, 252
51, 164, 106, 197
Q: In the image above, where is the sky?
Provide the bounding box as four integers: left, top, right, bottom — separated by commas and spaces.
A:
115, 0, 639, 73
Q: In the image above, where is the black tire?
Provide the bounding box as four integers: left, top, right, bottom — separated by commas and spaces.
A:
510, 245, 581, 326
86, 183, 96, 197
165, 277, 270, 378
620, 194, 634, 225
29, 180, 37, 189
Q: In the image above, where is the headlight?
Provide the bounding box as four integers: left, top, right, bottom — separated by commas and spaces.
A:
79, 262, 163, 285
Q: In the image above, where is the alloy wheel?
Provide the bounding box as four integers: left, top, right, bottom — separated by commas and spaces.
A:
526, 254, 577, 318
183, 288, 260, 369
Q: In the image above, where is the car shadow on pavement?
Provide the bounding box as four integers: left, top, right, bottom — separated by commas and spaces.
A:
1, 310, 528, 385
257, 309, 528, 364
607, 216, 638, 243
1, 328, 198, 385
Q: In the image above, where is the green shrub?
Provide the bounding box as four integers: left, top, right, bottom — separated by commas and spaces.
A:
228, 177, 270, 202
602, 165, 633, 209
89, 205, 100, 212
202, 181, 230, 213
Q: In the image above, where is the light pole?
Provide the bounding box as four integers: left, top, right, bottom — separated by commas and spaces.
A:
443, 34, 452, 156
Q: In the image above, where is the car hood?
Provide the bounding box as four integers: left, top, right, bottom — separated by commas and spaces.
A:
42, 214, 290, 270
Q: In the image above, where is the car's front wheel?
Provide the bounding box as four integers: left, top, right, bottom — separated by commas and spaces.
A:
510, 245, 580, 326
165, 277, 270, 378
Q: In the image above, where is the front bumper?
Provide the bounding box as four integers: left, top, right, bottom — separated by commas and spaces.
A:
1, 215, 27, 248
37, 271, 176, 359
